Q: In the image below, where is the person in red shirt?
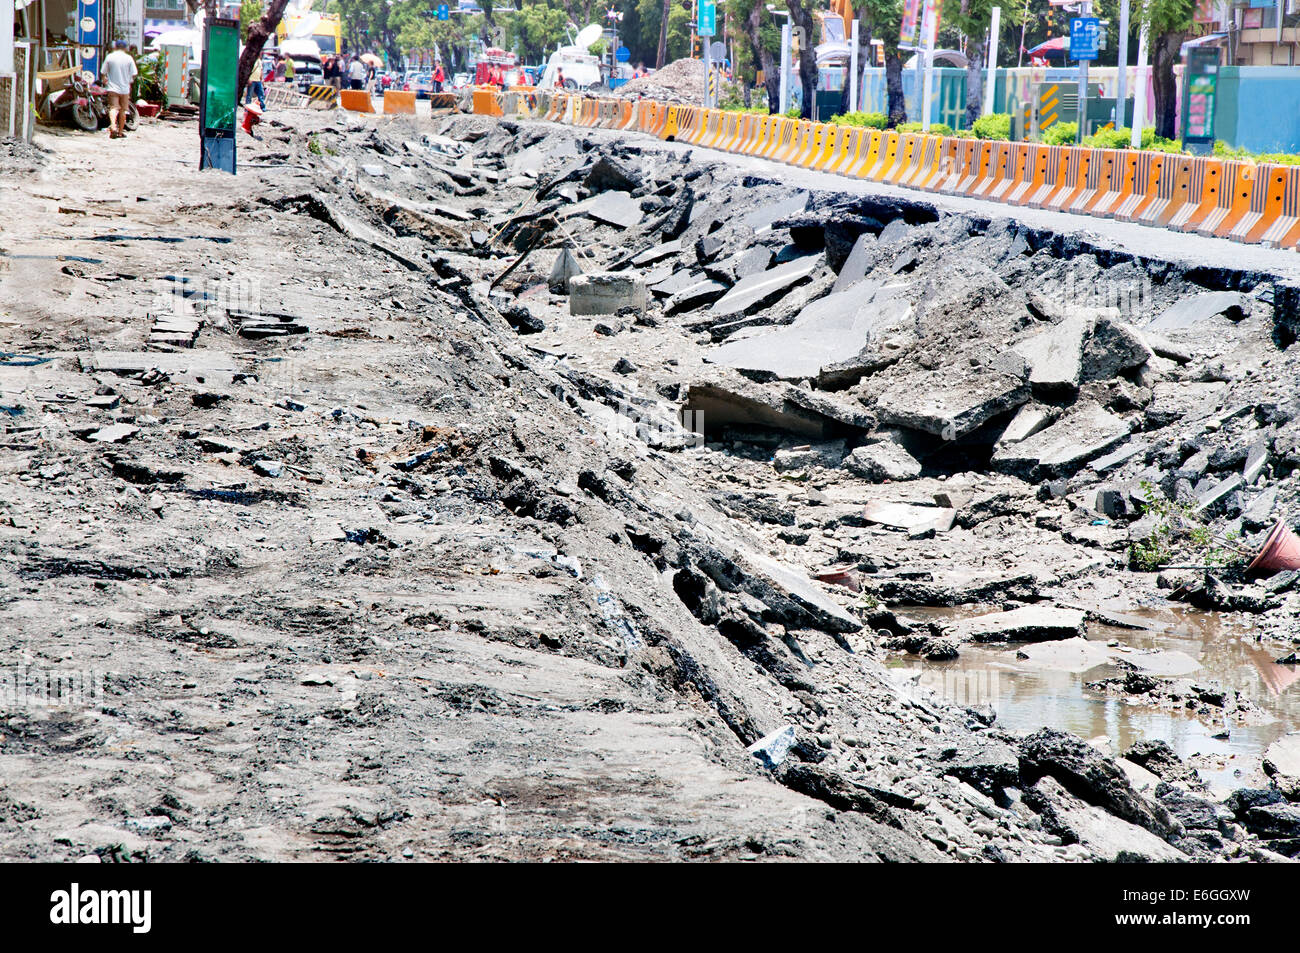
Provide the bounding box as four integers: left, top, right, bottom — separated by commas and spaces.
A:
432, 63, 445, 92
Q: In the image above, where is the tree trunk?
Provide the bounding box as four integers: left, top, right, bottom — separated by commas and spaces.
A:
656, 0, 671, 69
1151, 30, 1182, 141
885, 51, 906, 125
785, 0, 816, 119
964, 38, 984, 127
237, 0, 290, 102
745, 0, 779, 113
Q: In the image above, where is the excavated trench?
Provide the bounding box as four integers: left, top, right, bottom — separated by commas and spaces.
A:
469, 116, 1300, 799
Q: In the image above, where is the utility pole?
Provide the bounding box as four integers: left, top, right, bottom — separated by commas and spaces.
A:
849, 17, 859, 114
1130, 21, 1148, 147
920, 0, 936, 132
1075, 0, 1092, 144
1115, 0, 1129, 128
984, 5, 1000, 117
768, 5, 791, 114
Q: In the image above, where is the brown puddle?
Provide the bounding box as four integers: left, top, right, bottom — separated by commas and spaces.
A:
890, 605, 1299, 795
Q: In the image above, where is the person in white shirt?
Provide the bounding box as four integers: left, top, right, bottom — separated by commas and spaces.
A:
348, 57, 366, 90
100, 40, 137, 139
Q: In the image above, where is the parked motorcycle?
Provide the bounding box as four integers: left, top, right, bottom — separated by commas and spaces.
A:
38, 72, 137, 133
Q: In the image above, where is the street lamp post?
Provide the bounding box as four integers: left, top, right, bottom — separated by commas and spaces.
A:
766, 5, 790, 115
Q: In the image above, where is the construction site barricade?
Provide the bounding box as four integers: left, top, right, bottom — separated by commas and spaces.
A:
1006, 144, 1050, 205
1166, 157, 1221, 231
968, 141, 1012, 197
1113, 152, 1164, 221
937, 138, 977, 192
845, 129, 882, 177
798, 122, 833, 169
865, 131, 900, 182
661, 104, 681, 139
1026, 145, 1069, 207
1136, 154, 1191, 226
985, 141, 1029, 201
340, 88, 375, 113
1194, 161, 1256, 238
640, 100, 664, 135
765, 117, 796, 160
1089, 150, 1139, 217
617, 100, 636, 130
881, 131, 912, 183
698, 108, 723, 146
955, 139, 994, 193
1067, 147, 1114, 214
918, 137, 960, 192
829, 126, 863, 174
1042, 147, 1093, 211
727, 113, 754, 153
897, 134, 932, 187
1258, 166, 1300, 248
779, 119, 811, 164
383, 90, 416, 114
742, 114, 773, 155
308, 84, 340, 109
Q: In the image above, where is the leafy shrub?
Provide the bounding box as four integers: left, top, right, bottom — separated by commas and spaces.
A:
895, 121, 953, 136
971, 112, 1011, 140
828, 110, 888, 129
1042, 121, 1078, 146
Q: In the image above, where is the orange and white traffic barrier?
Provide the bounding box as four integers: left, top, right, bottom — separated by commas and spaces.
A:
1004, 144, 1049, 205
1195, 161, 1256, 238
1112, 152, 1164, 222
987, 142, 1031, 202
1167, 157, 1221, 231
1258, 166, 1300, 249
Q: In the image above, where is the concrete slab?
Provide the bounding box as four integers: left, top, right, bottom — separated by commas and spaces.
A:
1146, 291, 1251, 332
708, 255, 823, 319
708, 281, 906, 381
947, 605, 1086, 643
875, 369, 1030, 440
1010, 314, 1090, 394
560, 190, 644, 229
991, 402, 1131, 477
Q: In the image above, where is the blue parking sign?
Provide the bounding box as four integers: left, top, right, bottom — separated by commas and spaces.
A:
436, 4, 449, 19
1070, 17, 1100, 61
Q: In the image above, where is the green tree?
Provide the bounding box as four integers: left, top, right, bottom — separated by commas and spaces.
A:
727, 0, 783, 111
847, 0, 906, 125
236, 0, 291, 102
239, 0, 262, 41
942, 0, 1021, 126
1136, 0, 1195, 140
501, 2, 572, 62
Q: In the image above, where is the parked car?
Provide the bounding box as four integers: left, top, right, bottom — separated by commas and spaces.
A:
409, 73, 433, 98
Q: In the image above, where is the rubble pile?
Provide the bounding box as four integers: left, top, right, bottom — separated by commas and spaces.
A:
616, 57, 708, 105
2, 104, 1300, 862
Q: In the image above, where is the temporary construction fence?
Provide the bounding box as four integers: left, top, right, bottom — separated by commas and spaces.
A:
473, 87, 1300, 252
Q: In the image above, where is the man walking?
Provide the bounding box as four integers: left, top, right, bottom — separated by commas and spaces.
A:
245, 54, 266, 109
101, 40, 137, 139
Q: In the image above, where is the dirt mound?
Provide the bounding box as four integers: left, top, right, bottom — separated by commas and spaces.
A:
617, 58, 706, 105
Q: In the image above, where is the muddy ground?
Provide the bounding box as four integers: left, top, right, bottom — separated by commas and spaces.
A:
1, 107, 1299, 862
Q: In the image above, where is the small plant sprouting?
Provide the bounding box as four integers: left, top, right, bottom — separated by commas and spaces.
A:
1127, 480, 1247, 572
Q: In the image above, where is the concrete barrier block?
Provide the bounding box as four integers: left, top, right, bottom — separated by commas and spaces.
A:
569, 272, 647, 316
383, 90, 416, 114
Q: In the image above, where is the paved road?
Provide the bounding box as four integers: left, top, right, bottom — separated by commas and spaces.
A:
551, 120, 1300, 283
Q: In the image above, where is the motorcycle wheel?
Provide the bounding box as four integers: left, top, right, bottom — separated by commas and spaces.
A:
72, 101, 99, 132
124, 102, 138, 131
